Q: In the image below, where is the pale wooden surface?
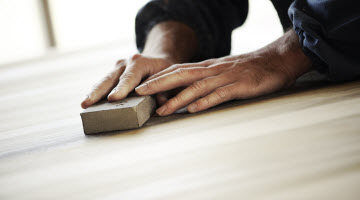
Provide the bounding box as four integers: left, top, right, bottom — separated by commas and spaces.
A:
1, 46, 360, 200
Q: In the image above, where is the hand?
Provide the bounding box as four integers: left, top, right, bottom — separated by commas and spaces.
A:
134, 55, 289, 115
81, 54, 173, 109
135, 30, 313, 116
81, 20, 198, 109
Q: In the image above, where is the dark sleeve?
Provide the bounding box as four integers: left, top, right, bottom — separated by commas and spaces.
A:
270, 0, 294, 31
135, 0, 248, 62
288, 0, 360, 81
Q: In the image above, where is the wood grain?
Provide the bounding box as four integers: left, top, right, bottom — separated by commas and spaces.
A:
0, 46, 360, 199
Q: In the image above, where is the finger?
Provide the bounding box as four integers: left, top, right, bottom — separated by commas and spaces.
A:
81, 65, 125, 108
146, 60, 237, 83
156, 73, 235, 116
135, 66, 222, 95
107, 64, 148, 101
144, 62, 206, 83
187, 83, 238, 113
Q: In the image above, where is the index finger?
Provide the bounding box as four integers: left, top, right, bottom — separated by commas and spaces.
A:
135, 66, 220, 95
144, 62, 205, 83
81, 64, 126, 108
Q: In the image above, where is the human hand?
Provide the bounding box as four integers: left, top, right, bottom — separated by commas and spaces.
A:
81, 54, 173, 109
135, 30, 313, 116
134, 55, 289, 115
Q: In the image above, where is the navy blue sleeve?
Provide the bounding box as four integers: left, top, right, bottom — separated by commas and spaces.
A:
135, 0, 248, 62
288, 0, 360, 81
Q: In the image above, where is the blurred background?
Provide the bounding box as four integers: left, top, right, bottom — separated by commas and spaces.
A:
0, 0, 283, 67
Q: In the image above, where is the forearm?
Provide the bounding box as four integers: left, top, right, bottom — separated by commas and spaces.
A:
142, 21, 198, 64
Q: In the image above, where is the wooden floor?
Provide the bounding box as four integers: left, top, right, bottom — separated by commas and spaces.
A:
1, 46, 360, 199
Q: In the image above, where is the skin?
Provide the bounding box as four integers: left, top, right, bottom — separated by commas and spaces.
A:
81, 21, 197, 109
81, 21, 313, 116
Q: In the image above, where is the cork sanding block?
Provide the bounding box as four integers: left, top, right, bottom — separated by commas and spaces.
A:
80, 95, 156, 134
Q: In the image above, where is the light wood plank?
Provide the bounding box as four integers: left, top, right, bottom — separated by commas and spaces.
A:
0, 46, 360, 199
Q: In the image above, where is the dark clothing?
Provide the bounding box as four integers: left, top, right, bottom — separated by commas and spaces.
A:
289, 0, 360, 81
135, 0, 360, 81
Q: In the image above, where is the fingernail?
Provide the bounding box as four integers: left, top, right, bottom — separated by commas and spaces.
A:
135, 83, 148, 94
187, 104, 197, 113
156, 105, 168, 116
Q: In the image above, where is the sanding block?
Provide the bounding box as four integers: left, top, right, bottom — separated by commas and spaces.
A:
80, 95, 156, 134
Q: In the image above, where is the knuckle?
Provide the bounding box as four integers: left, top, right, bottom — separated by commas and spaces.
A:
169, 64, 181, 71
121, 72, 136, 80
171, 95, 182, 104
153, 78, 161, 86
171, 64, 182, 69
194, 100, 203, 109
142, 82, 151, 91
201, 96, 212, 106
191, 80, 207, 91
168, 96, 182, 109
147, 78, 160, 90
111, 87, 121, 95
175, 68, 188, 78
199, 58, 216, 66
188, 68, 202, 76
119, 73, 136, 87
130, 53, 142, 61
214, 87, 229, 98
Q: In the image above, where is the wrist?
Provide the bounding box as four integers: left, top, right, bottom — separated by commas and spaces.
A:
142, 21, 198, 65
259, 30, 313, 83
